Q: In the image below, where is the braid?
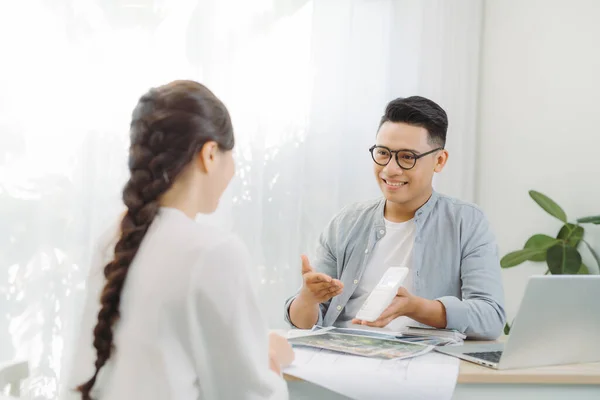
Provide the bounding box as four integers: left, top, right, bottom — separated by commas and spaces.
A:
77, 120, 175, 399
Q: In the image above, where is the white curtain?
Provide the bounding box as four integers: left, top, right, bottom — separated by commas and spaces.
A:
0, 0, 482, 398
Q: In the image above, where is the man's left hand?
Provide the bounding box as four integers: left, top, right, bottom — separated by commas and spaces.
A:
352, 287, 417, 328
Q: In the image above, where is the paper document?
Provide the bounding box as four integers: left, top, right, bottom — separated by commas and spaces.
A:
290, 325, 463, 347
286, 326, 336, 339
285, 347, 460, 400
288, 331, 433, 360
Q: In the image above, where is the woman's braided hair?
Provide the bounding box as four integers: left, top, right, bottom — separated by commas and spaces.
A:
77, 80, 234, 399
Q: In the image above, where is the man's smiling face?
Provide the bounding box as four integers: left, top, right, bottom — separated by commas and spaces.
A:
373, 121, 442, 206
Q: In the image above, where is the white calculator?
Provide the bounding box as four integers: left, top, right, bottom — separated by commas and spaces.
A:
355, 266, 409, 322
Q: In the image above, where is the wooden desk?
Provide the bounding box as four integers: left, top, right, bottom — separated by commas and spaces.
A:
457, 359, 600, 385
286, 359, 600, 384
285, 348, 600, 399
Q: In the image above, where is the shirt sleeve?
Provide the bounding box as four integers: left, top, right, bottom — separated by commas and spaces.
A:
436, 207, 507, 340
283, 215, 339, 328
188, 234, 288, 400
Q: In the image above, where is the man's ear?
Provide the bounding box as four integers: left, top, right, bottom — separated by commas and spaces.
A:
196, 141, 219, 173
434, 149, 449, 173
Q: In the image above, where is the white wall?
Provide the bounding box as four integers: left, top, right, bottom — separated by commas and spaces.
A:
477, 0, 600, 322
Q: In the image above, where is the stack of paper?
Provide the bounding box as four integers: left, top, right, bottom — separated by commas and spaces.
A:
284, 327, 460, 399
404, 326, 466, 340
284, 347, 460, 400
401, 326, 466, 346
299, 325, 465, 346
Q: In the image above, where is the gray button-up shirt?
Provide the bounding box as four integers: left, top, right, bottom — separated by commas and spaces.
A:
284, 191, 506, 340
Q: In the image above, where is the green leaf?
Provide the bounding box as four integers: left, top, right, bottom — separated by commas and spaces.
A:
546, 243, 582, 274
503, 322, 511, 335
557, 223, 584, 248
578, 263, 589, 274
582, 239, 600, 271
577, 215, 600, 225
529, 190, 567, 222
524, 234, 559, 261
501, 248, 545, 268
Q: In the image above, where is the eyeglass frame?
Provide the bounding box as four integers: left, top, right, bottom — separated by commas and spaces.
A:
369, 145, 444, 170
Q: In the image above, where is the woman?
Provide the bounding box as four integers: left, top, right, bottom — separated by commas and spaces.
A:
67, 80, 293, 399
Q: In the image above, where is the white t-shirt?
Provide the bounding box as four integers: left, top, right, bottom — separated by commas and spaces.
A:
336, 217, 416, 332
64, 207, 287, 400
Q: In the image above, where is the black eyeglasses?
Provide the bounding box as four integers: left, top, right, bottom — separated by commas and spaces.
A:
369, 145, 443, 170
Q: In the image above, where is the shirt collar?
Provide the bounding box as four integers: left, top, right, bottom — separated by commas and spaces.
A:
374, 190, 439, 228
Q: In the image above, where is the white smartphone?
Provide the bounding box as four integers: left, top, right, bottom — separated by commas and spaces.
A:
355, 266, 409, 322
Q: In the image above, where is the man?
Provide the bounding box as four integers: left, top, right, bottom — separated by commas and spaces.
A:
284, 96, 505, 340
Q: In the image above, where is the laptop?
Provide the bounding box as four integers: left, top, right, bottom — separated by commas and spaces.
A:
435, 275, 600, 370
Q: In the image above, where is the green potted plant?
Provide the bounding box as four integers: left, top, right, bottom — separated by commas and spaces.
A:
500, 190, 599, 334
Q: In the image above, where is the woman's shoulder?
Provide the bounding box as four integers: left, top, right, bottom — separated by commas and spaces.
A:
178, 219, 246, 257
183, 223, 252, 283
191, 228, 250, 269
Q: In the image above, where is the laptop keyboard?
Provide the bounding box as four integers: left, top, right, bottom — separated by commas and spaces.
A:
464, 351, 503, 364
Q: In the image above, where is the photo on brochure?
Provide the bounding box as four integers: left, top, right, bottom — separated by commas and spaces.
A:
288, 332, 433, 360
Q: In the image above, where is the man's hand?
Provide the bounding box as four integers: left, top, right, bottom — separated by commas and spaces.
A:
352, 287, 417, 328
298, 255, 343, 305
288, 255, 344, 329
352, 287, 447, 329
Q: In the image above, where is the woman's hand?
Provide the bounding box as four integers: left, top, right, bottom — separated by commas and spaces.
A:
268, 332, 295, 375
